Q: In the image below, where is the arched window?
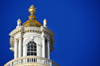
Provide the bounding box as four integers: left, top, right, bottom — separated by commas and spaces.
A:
27, 41, 37, 56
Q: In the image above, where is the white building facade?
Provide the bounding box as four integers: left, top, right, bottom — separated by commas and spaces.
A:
4, 5, 58, 66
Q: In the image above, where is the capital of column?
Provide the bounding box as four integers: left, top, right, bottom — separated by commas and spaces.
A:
14, 38, 17, 42
19, 37, 21, 40
41, 36, 45, 40
37, 44, 42, 47
41, 32, 45, 40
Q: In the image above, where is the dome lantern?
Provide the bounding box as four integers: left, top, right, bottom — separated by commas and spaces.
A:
23, 5, 42, 27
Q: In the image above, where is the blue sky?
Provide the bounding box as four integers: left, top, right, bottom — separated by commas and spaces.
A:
0, 0, 100, 66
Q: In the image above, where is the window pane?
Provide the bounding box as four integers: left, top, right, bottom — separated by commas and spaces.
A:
28, 49, 30, 51
31, 49, 33, 51
31, 45, 33, 48
28, 46, 30, 48
34, 53, 36, 56
34, 46, 36, 48
34, 49, 36, 51
31, 53, 33, 55
32, 42, 35, 44
27, 53, 30, 56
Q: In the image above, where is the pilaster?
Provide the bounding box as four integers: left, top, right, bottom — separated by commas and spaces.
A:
47, 38, 50, 59
37, 44, 42, 56
18, 36, 22, 57
42, 36, 45, 57
14, 39, 18, 59
23, 45, 27, 56
41, 26, 46, 58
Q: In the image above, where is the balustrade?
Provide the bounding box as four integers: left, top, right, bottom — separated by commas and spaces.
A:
4, 56, 58, 66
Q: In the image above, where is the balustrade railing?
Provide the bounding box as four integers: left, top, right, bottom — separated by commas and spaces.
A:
4, 56, 59, 66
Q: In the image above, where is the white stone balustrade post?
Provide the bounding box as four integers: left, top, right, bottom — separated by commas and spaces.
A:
14, 39, 18, 59
50, 61, 52, 66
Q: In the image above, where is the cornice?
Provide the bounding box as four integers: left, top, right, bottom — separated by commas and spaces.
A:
9, 27, 23, 37
9, 27, 55, 37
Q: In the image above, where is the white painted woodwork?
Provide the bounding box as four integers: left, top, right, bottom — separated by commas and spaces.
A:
18, 37, 22, 57
4, 56, 59, 66
14, 39, 17, 59
47, 38, 50, 59
42, 36, 45, 57
7, 26, 58, 66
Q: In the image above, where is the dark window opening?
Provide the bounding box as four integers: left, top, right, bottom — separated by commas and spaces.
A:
27, 41, 37, 56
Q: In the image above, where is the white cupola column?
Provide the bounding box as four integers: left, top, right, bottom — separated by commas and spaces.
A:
37, 44, 42, 56
23, 45, 27, 56
42, 36, 45, 57
41, 26, 45, 58
14, 39, 18, 59
47, 38, 50, 59
18, 36, 22, 57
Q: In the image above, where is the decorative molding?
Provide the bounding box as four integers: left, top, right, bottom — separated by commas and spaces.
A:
4, 56, 59, 66
9, 27, 55, 53
37, 44, 42, 47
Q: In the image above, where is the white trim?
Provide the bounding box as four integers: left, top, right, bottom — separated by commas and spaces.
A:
14, 39, 17, 59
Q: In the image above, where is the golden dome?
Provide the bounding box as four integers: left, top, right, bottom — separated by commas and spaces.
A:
23, 5, 42, 27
